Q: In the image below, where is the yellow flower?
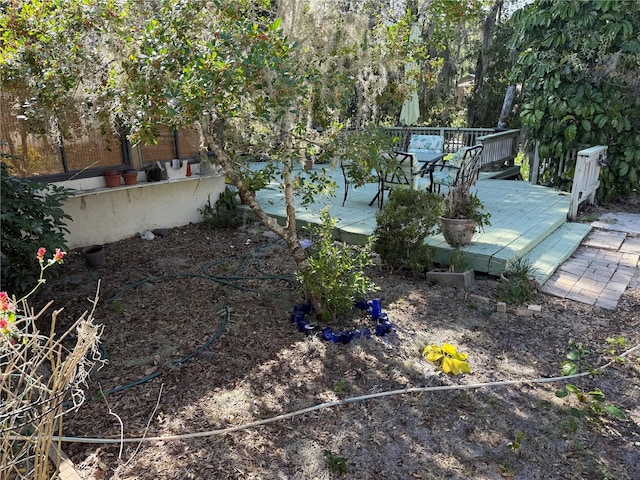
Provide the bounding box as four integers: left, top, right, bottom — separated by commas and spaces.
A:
423, 344, 444, 362
423, 343, 471, 376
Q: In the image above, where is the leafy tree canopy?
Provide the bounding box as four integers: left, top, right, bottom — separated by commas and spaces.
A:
0, 0, 499, 315
0, 0, 420, 316
508, 0, 640, 200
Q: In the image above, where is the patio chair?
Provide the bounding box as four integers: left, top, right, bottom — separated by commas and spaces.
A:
407, 134, 444, 162
340, 159, 379, 206
376, 151, 431, 208
430, 144, 483, 194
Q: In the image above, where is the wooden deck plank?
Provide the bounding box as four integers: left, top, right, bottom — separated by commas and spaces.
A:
524, 222, 593, 284
48, 443, 83, 480
479, 165, 522, 180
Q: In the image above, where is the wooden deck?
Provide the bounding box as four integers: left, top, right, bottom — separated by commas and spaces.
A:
244, 163, 591, 285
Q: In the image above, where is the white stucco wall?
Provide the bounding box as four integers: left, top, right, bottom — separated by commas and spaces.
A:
58, 173, 225, 249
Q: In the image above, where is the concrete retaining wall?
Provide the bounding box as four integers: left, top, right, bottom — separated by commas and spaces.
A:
57, 174, 225, 249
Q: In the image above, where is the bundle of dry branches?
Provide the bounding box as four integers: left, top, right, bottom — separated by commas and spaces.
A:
1, 295, 104, 480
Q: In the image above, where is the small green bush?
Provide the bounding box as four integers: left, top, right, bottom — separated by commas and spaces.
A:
497, 257, 538, 304
373, 188, 443, 276
198, 187, 243, 229
1, 163, 73, 295
296, 208, 378, 322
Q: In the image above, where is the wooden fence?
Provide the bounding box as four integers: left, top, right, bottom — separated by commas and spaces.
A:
529, 143, 583, 186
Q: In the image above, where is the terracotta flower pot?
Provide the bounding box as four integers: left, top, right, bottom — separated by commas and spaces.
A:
122, 171, 138, 185
104, 173, 121, 188
304, 158, 314, 170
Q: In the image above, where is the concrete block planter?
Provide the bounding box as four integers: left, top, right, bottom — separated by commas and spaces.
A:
426, 269, 476, 289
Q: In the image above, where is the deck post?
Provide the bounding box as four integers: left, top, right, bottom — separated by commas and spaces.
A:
529, 142, 540, 184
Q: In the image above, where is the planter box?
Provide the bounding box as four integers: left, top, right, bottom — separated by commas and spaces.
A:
426, 269, 476, 289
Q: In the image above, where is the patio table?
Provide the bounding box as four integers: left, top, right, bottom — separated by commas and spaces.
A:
367, 151, 447, 207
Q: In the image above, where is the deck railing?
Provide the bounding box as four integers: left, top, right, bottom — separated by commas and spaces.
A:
567, 145, 607, 220
529, 143, 583, 185
476, 129, 520, 168
385, 126, 494, 153
385, 126, 520, 169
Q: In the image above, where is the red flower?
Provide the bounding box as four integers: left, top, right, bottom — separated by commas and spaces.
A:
37, 247, 46, 261
53, 248, 66, 264
0, 292, 12, 312
0, 318, 8, 329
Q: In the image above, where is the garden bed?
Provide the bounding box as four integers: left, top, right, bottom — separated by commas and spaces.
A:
34, 210, 640, 480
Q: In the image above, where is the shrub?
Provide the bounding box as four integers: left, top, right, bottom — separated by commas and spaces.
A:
296, 208, 378, 322
199, 187, 243, 229
497, 256, 539, 304
0, 163, 73, 295
373, 188, 442, 276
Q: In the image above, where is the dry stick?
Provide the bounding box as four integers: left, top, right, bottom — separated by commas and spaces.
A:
121, 383, 165, 468
12, 343, 634, 446
99, 384, 125, 460
40, 319, 64, 480
47, 288, 104, 479
2, 284, 103, 480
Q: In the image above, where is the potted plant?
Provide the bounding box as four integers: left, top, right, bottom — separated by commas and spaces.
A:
439, 167, 491, 246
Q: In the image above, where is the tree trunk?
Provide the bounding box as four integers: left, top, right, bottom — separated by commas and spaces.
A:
206, 125, 320, 314
497, 85, 515, 129
468, 0, 503, 127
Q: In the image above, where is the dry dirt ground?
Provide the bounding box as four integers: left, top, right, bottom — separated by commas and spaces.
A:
35, 202, 639, 480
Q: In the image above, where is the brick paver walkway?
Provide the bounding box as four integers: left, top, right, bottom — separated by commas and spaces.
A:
541, 213, 640, 310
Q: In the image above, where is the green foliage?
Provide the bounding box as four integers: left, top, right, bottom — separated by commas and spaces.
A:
373, 188, 442, 276
555, 338, 627, 425
497, 257, 538, 304
325, 126, 399, 188
296, 209, 378, 323
468, 19, 520, 128
560, 340, 591, 377
323, 450, 347, 475
507, 430, 525, 451
0, 164, 73, 295
604, 336, 628, 360
508, 0, 640, 200
555, 384, 626, 422
333, 379, 347, 393
198, 187, 243, 229
448, 245, 470, 273
417, 0, 483, 127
